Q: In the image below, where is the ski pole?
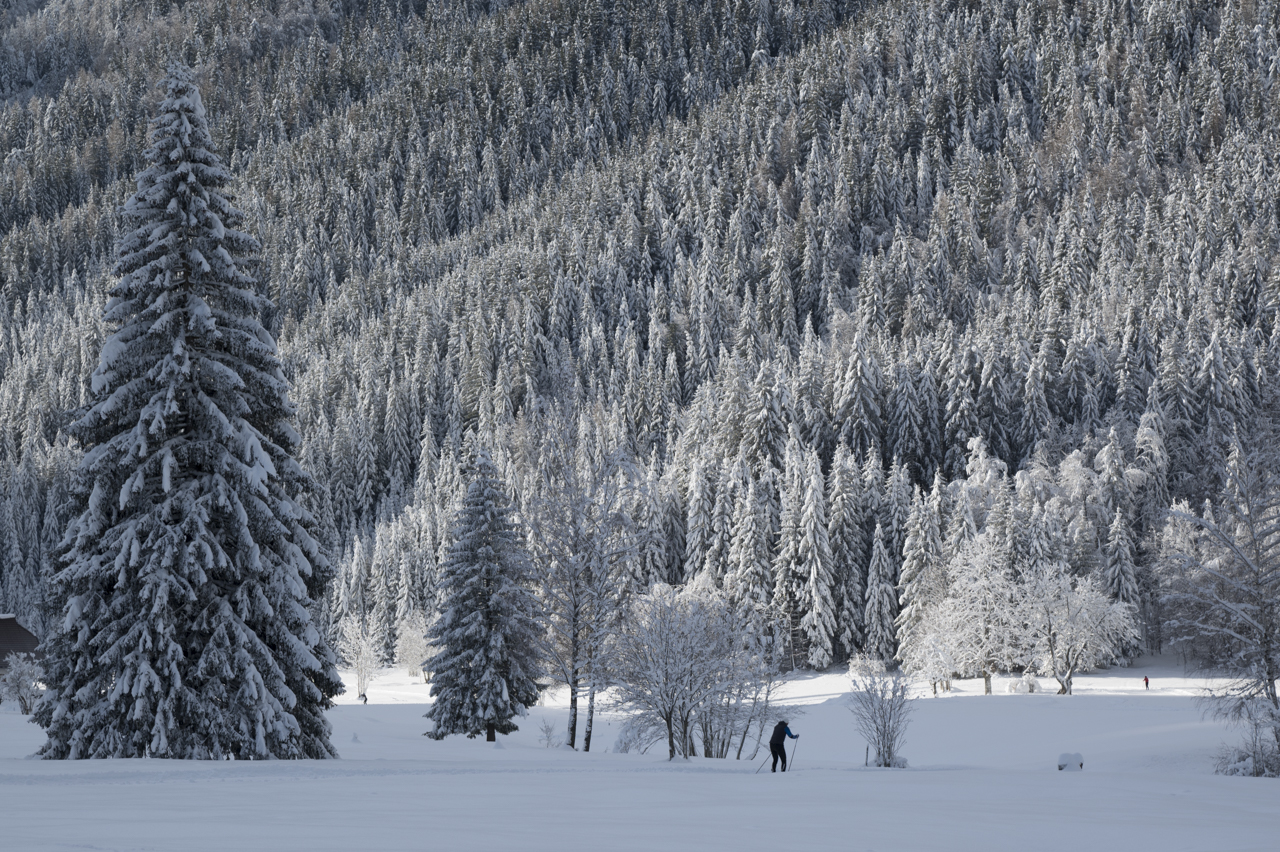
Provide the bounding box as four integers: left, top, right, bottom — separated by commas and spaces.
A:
789, 738, 798, 771
754, 752, 768, 774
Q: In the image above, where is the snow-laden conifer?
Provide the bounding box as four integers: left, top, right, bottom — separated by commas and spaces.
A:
34, 65, 341, 759
683, 460, 714, 583
895, 480, 945, 662
425, 447, 540, 741
827, 443, 865, 657
1103, 509, 1142, 659
863, 523, 898, 661
701, 462, 737, 586
1104, 510, 1139, 606
798, 451, 837, 668
772, 438, 807, 667
726, 479, 771, 611
632, 461, 669, 590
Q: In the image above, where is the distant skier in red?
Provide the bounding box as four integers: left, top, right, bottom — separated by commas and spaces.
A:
1143, 676, 1149, 690
770, 720, 798, 772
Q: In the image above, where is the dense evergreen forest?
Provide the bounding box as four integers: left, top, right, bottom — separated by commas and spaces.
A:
2, 0, 1278, 677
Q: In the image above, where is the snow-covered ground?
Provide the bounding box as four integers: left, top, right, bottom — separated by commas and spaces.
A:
2, 657, 1276, 851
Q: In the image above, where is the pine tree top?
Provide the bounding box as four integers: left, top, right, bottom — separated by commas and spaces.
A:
113, 64, 259, 310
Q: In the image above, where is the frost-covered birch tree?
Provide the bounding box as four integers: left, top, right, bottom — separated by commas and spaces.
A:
520, 403, 636, 751
34, 66, 341, 760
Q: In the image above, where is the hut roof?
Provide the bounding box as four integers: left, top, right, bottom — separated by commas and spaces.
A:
0, 615, 40, 669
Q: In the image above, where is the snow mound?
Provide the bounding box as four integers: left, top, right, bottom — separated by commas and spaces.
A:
1057, 752, 1083, 771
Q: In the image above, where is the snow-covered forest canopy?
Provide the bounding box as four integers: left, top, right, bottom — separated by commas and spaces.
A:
2, 0, 1279, 699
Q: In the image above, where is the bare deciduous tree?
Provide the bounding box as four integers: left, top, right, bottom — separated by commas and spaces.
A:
517, 400, 637, 751
611, 584, 776, 760
847, 655, 913, 768
1163, 440, 1280, 774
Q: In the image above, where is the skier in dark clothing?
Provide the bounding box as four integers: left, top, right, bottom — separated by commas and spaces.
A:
769, 720, 798, 772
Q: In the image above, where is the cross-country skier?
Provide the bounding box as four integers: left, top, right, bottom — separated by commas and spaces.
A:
770, 720, 798, 772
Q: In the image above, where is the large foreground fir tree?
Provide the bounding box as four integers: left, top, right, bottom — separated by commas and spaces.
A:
34, 66, 342, 759
426, 447, 541, 742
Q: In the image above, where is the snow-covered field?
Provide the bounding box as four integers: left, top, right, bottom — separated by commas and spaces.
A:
2, 657, 1276, 851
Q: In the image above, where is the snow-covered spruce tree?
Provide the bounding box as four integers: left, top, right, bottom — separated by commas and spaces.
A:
1103, 508, 1141, 658
33, 67, 341, 760
864, 523, 898, 662
772, 439, 807, 668
1104, 509, 1140, 606
425, 447, 541, 741
727, 479, 772, 612
895, 480, 946, 668
827, 443, 865, 658
798, 450, 837, 669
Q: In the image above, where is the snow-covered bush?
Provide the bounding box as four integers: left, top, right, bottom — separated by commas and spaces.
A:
612, 714, 669, 755
847, 655, 913, 768
1006, 672, 1040, 694
0, 653, 43, 714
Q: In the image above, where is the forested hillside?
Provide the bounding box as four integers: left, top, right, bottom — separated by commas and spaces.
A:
2, 0, 1278, 677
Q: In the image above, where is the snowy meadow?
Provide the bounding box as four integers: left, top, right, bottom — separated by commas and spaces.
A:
2, 657, 1276, 852
5, 3, 1280, 849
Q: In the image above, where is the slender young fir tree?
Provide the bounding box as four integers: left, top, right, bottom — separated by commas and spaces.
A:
1103, 507, 1141, 659
34, 66, 341, 759
798, 451, 838, 668
827, 443, 865, 657
727, 479, 771, 611
425, 448, 541, 741
1104, 509, 1140, 608
895, 480, 945, 662
864, 523, 899, 662
683, 460, 714, 583
772, 439, 807, 667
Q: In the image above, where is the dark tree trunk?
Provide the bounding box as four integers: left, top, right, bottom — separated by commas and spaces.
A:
583, 679, 597, 752
566, 630, 581, 749
486, 723, 495, 742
